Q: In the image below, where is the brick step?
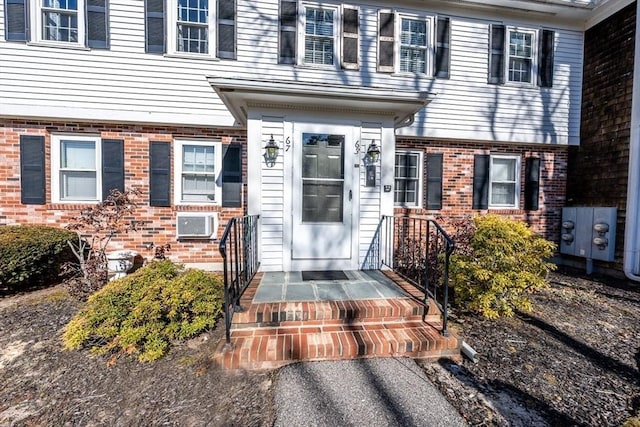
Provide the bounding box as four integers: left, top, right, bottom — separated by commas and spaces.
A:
215, 321, 460, 370
231, 298, 442, 329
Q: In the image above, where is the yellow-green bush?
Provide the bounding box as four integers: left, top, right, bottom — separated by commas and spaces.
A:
449, 215, 556, 319
63, 260, 224, 362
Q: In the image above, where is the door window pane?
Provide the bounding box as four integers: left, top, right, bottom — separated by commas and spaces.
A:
301, 133, 344, 222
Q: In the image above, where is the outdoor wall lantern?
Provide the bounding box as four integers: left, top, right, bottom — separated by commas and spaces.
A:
364, 139, 381, 187
365, 139, 381, 164
263, 134, 280, 167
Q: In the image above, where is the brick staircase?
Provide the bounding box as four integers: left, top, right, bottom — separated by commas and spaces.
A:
214, 272, 461, 370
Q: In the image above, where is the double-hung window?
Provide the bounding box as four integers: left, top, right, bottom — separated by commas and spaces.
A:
145, 0, 236, 58
176, 0, 210, 54
51, 135, 101, 202
302, 6, 336, 66
489, 25, 553, 87
507, 29, 535, 84
174, 139, 222, 205
489, 155, 520, 208
377, 12, 438, 75
6, 0, 108, 48
394, 151, 422, 207
400, 18, 427, 73
41, 0, 80, 42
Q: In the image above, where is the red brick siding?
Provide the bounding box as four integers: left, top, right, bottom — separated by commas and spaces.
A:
568, 2, 636, 268
0, 119, 247, 265
395, 138, 568, 243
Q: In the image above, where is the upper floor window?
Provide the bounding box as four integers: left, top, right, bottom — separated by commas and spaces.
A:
489, 24, 554, 87
400, 18, 427, 73
394, 151, 423, 207
507, 29, 534, 84
175, 0, 210, 54
302, 6, 336, 66
173, 139, 222, 205
5, 0, 108, 48
489, 155, 520, 208
145, 0, 236, 58
377, 11, 447, 77
41, 0, 80, 43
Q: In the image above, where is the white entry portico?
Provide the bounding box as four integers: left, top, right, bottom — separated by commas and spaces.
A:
209, 77, 432, 272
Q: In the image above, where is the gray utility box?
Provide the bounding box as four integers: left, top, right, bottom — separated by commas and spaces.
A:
560, 207, 617, 261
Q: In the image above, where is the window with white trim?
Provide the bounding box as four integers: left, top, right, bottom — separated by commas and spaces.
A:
489, 155, 520, 208
507, 28, 535, 84
51, 134, 101, 202
400, 18, 428, 73
301, 5, 337, 66
394, 151, 423, 207
32, 0, 85, 45
167, 0, 214, 55
174, 139, 222, 205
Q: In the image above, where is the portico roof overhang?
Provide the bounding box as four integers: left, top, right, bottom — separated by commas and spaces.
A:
207, 76, 434, 128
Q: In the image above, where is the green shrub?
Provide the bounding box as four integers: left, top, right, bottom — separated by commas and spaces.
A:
63, 260, 224, 362
0, 225, 77, 291
449, 215, 556, 319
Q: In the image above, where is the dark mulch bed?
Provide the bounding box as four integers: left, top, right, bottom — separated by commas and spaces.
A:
422, 269, 640, 426
0, 286, 276, 426
2, 269, 640, 426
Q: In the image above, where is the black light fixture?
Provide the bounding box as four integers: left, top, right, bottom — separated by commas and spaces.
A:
263, 134, 280, 167
366, 139, 381, 164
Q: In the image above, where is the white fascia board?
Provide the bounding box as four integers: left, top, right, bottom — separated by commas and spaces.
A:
208, 76, 434, 127
0, 103, 236, 128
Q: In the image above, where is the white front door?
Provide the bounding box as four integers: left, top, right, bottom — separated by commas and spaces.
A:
291, 124, 357, 269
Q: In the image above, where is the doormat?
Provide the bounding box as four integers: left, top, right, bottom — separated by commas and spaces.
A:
301, 270, 348, 281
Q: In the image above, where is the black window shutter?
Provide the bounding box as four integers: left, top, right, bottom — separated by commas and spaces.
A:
472, 154, 490, 209
6, 0, 28, 41
341, 7, 359, 70
217, 0, 236, 59
20, 135, 46, 205
524, 157, 540, 211
488, 24, 505, 84
222, 145, 242, 207
149, 141, 171, 207
101, 139, 124, 199
538, 29, 554, 88
279, 0, 297, 64
434, 17, 450, 79
87, 0, 109, 48
377, 11, 395, 72
145, 0, 165, 54
426, 153, 443, 210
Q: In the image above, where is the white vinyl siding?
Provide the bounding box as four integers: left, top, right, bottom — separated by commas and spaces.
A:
489, 155, 520, 208
173, 139, 222, 205
0, 1, 584, 145
51, 134, 101, 202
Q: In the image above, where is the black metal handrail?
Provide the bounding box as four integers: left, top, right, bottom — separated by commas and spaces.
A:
379, 215, 454, 336
218, 214, 260, 345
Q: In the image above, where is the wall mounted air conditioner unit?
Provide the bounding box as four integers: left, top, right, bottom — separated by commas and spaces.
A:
176, 212, 218, 239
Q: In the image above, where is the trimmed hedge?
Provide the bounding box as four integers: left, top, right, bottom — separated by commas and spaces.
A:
63, 260, 224, 362
0, 225, 77, 291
